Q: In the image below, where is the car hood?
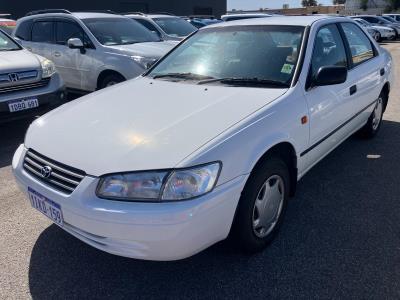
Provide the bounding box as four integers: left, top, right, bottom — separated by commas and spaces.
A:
0, 49, 40, 73
372, 25, 394, 31
25, 77, 287, 176
106, 41, 175, 58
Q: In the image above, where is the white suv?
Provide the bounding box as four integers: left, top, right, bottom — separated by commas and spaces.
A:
13, 10, 176, 92
13, 16, 393, 261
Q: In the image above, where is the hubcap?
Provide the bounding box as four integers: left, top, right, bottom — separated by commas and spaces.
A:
372, 97, 383, 131
252, 175, 285, 238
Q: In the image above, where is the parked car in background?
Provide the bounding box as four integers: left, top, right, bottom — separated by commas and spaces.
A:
187, 17, 223, 29
13, 10, 175, 92
384, 13, 400, 22
13, 16, 393, 261
381, 15, 400, 24
125, 13, 197, 41
221, 13, 273, 22
0, 29, 65, 123
352, 15, 400, 38
353, 18, 395, 41
0, 18, 16, 34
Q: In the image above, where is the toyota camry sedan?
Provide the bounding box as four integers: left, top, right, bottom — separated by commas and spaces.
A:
13, 16, 393, 261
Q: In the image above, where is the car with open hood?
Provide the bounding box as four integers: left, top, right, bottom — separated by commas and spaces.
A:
13, 16, 393, 260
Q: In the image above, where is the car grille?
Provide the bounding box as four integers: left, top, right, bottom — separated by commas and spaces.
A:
0, 78, 50, 95
0, 70, 38, 84
23, 149, 86, 194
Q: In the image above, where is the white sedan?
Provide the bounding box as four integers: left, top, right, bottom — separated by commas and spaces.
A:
13, 16, 393, 261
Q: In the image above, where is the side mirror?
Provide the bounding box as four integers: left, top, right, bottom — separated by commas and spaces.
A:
67, 38, 86, 53
314, 66, 347, 86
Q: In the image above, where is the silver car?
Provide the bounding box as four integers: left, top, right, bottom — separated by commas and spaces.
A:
0, 29, 65, 123
13, 10, 175, 92
125, 13, 197, 41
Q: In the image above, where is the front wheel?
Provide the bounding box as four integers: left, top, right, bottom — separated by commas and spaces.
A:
358, 95, 385, 138
232, 157, 290, 253
375, 32, 382, 42
99, 73, 125, 89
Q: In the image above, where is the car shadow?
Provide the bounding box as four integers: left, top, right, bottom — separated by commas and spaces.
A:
28, 120, 400, 299
0, 119, 31, 168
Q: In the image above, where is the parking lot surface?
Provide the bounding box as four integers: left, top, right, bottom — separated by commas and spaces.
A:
1, 42, 400, 299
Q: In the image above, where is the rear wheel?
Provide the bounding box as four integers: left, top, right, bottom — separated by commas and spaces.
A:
232, 157, 290, 253
358, 94, 385, 138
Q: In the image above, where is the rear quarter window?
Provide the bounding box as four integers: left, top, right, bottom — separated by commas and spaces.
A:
15, 19, 33, 41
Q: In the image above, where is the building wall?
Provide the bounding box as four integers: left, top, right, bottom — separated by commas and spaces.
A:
229, 5, 345, 16
3, 0, 227, 19
344, 0, 387, 14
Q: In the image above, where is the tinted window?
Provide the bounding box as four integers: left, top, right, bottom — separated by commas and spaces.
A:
56, 21, 84, 45
311, 24, 347, 79
32, 21, 53, 43
134, 19, 159, 33
153, 17, 197, 37
341, 23, 375, 66
14, 19, 33, 41
83, 18, 161, 45
149, 25, 304, 86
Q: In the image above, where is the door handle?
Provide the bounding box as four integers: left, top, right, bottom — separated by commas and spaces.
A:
53, 52, 61, 57
350, 85, 357, 96
380, 68, 385, 76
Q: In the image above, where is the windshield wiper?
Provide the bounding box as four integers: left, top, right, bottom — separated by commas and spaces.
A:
152, 73, 215, 80
198, 77, 290, 88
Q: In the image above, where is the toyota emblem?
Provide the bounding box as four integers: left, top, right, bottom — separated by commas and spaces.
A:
40, 166, 52, 178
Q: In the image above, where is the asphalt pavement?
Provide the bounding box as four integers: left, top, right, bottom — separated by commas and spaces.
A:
1, 42, 400, 299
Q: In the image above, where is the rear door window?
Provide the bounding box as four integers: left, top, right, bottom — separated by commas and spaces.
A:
341, 22, 375, 66
31, 21, 54, 43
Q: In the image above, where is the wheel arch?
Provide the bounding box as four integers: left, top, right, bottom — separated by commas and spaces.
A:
249, 142, 298, 197
381, 81, 390, 111
97, 69, 126, 90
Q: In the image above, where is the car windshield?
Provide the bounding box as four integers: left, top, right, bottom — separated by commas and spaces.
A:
83, 18, 161, 45
377, 17, 392, 24
0, 30, 20, 51
148, 25, 304, 88
355, 19, 369, 26
153, 17, 197, 37
382, 16, 397, 22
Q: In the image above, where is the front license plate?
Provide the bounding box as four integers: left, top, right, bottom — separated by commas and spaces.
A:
28, 187, 64, 226
8, 98, 39, 113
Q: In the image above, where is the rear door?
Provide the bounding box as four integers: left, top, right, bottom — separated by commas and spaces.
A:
339, 22, 381, 121
27, 19, 55, 59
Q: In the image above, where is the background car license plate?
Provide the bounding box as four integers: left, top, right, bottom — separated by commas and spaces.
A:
28, 187, 64, 226
8, 98, 38, 113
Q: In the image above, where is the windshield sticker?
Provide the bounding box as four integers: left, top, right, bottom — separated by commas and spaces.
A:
281, 64, 294, 74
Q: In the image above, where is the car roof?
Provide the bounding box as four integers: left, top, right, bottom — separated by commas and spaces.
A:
21, 12, 128, 20
221, 13, 273, 18
207, 15, 340, 28
125, 14, 177, 19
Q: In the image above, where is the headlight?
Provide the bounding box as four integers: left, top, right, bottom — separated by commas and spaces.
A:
96, 162, 221, 201
131, 55, 158, 69
41, 59, 56, 78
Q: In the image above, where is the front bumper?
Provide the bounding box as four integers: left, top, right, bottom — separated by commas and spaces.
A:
12, 145, 247, 261
0, 74, 66, 123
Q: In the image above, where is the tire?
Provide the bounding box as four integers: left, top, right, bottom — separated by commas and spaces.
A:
358, 93, 386, 139
99, 73, 125, 89
375, 32, 382, 43
232, 156, 290, 253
